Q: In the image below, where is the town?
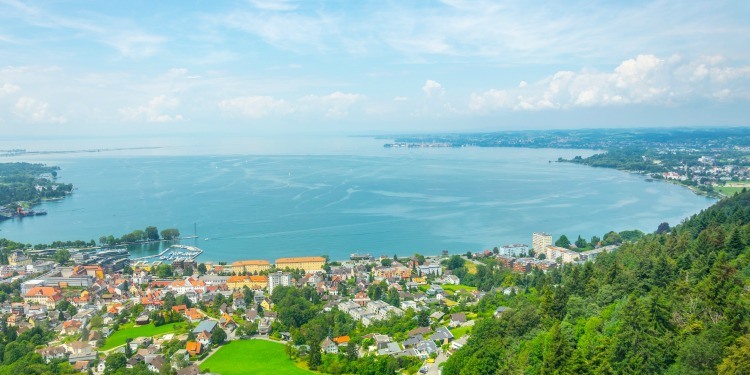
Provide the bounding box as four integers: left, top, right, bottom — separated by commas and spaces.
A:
0, 230, 621, 375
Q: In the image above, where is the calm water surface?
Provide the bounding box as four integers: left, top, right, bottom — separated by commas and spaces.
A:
0, 137, 715, 261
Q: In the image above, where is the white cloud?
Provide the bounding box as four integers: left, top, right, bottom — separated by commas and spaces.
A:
393, 96, 409, 101
218, 96, 290, 118
219, 91, 363, 119
0, 82, 20, 95
299, 91, 363, 118
422, 80, 444, 97
14, 96, 65, 123
103, 31, 167, 59
120, 95, 183, 122
469, 54, 750, 112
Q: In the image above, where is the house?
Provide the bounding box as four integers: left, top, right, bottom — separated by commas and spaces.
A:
415, 340, 438, 359
374, 334, 392, 350
135, 313, 150, 325
258, 317, 272, 335
36, 346, 67, 363
494, 306, 510, 318
129, 337, 152, 351
192, 320, 218, 335
186, 341, 202, 356
449, 313, 467, 328
429, 311, 445, 323
333, 336, 350, 346
146, 355, 166, 373
177, 365, 201, 375
430, 327, 454, 344
185, 308, 203, 322
196, 331, 212, 347
66, 341, 96, 363
321, 337, 339, 354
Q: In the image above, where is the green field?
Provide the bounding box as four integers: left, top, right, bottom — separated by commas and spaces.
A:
200, 340, 314, 375
716, 186, 749, 196
100, 322, 185, 350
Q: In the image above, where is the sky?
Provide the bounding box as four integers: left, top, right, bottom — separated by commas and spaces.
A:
0, 0, 749, 138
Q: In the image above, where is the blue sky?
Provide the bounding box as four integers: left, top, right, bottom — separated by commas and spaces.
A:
0, 0, 749, 137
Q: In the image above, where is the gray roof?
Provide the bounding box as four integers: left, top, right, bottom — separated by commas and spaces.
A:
192, 320, 217, 334
430, 327, 454, 341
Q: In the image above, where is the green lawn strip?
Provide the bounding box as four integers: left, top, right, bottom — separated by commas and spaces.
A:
200, 340, 315, 375
100, 322, 184, 351
450, 325, 472, 340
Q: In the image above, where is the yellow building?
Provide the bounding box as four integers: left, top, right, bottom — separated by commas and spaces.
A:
24, 286, 62, 308
226, 275, 269, 290
275, 256, 326, 273
231, 260, 271, 275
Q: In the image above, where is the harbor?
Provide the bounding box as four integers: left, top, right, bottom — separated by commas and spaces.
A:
130, 244, 203, 264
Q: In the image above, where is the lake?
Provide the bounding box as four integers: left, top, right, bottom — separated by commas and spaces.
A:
0, 136, 715, 261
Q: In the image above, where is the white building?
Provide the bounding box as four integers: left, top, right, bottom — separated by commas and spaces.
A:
268, 271, 293, 294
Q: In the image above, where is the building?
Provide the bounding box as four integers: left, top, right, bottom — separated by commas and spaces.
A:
24, 286, 62, 308
230, 260, 271, 275
226, 275, 268, 290
417, 263, 442, 276
321, 337, 339, 354
499, 244, 530, 257
275, 257, 326, 273
545, 246, 581, 263
9, 251, 32, 267
532, 232, 552, 255
268, 271, 292, 293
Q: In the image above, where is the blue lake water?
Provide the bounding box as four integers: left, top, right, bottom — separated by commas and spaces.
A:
0, 137, 715, 262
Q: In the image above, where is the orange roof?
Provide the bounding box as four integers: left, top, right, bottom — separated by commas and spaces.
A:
227, 275, 248, 283
249, 275, 268, 282
275, 256, 326, 264
186, 341, 201, 353
172, 305, 187, 312
333, 336, 350, 344
231, 260, 270, 266
25, 286, 61, 297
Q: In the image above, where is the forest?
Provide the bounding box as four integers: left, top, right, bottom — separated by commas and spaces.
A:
442, 189, 750, 374
0, 163, 72, 210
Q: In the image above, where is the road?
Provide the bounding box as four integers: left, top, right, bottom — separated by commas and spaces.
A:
425, 351, 448, 375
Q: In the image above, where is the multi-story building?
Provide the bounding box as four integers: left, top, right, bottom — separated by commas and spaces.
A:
230, 260, 271, 275
499, 244, 530, 257
24, 286, 62, 308
275, 256, 326, 273
532, 232, 552, 256
545, 246, 581, 263
268, 271, 292, 294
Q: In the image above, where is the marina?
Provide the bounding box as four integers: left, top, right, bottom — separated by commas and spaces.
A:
130, 244, 203, 264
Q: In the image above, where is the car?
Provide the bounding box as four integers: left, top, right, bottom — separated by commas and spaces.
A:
419, 366, 429, 374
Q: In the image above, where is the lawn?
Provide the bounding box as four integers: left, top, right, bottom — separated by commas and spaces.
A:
200, 340, 315, 375
100, 322, 185, 350
440, 284, 477, 293
465, 261, 478, 275
716, 186, 748, 196
450, 325, 472, 340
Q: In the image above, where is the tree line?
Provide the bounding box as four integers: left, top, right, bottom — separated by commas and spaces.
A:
443, 189, 750, 374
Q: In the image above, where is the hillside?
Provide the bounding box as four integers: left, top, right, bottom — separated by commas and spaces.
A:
444, 189, 750, 374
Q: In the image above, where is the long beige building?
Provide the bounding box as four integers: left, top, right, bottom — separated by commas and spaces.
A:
231, 260, 271, 275
275, 256, 326, 273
